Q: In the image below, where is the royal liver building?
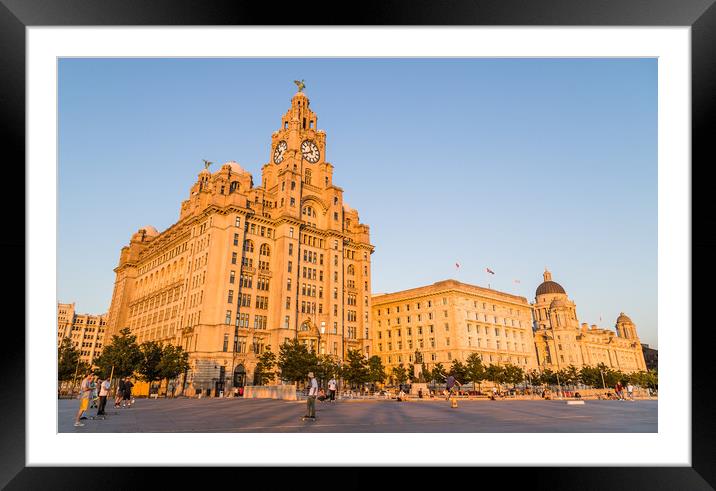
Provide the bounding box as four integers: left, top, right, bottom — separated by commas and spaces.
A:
106, 85, 374, 395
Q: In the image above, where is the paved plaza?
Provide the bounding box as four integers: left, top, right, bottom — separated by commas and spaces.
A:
59, 397, 657, 433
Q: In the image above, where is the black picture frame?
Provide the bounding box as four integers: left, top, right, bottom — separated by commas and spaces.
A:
3, 0, 713, 488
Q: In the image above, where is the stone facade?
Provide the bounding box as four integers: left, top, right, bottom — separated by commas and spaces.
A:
532, 270, 647, 373
57, 302, 107, 366
370, 280, 539, 376
105, 90, 373, 395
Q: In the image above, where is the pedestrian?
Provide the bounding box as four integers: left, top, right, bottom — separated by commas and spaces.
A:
114, 377, 125, 408
328, 376, 337, 402
123, 378, 134, 407
74, 373, 93, 427
304, 372, 318, 420
97, 377, 111, 416
615, 382, 624, 400
89, 375, 99, 409
626, 382, 634, 401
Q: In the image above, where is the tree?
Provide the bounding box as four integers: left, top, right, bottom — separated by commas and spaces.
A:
315, 354, 341, 386
503, 364, 525, 388
430, 362, 446, 383
157, 344, 189, 384
58, 337, 81, 382
562, 365, 580, 386
137, 341, 165, 392
407, 364, 417, 382
341, 349, 369, 389
278, 339, 316, 383
465, 353, 486, 391
485, 364, 506, 386
579, 365, 601, 388
367, 355, 387, 385
254, 347, 278, 385
391, 363, 408, 385
448, 360, 468, 383
93, 327, 142, 380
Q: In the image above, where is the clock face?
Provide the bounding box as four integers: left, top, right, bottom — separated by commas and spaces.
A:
301, 140, 320, 163
273, 140, 287, 164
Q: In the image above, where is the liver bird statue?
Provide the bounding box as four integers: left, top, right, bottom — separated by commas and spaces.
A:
294, 79, 306, 92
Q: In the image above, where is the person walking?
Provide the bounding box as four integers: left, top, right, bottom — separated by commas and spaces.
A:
123, 378, 134, 407
626, 382, 635, 401
327, 376, 337, 403
97, 377, 111, 416
89, 375, 99, 409
74, 373, 93, 427
114, 378, 125, 408
304, 372, 318, 420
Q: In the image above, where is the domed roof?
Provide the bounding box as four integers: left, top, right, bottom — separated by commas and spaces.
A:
536, 269, 566, 296
616, 312, 633, 324
536, 281, 566, 296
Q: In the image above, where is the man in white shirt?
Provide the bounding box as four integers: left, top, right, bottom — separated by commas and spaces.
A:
97, 378, 111, 416
305, 372, 318, 419
328, 377, 337, 402
626, 383, 635, 401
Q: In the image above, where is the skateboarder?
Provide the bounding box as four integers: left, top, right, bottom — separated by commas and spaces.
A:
303, 372, 318, 420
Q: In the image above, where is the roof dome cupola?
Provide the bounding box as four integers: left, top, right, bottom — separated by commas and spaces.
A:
536, 268, 566, 296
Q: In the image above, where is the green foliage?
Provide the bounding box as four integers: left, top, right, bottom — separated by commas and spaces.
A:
93, 328, 142, 379
407, 364, 417, 382
465, 353, 486, 390
58, 337, 81, 382
157, 344, 189, 381
315, 354, 341, 384
430, 362, 446, 382
561, 365, 580, 385
278, 338, 317, 383
502, 364, 525, 386
448, 360, 468, 382
367, 355, 387, 384
342, 349, 369, 388
254, 347, 278, 385
391, 363, 408, 384
579, 365, 602, 387
137, 341, 164, 383
485, 364, 506, 384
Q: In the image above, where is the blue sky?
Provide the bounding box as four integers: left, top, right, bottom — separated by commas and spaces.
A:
58, 58, 657, 347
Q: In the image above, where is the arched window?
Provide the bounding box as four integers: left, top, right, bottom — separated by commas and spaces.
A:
259, 244, 270, 256
243, 240, 254, 253
303, 206, 314, 217
347, 264, 355, 276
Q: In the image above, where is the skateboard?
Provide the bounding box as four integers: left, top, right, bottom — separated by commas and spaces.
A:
301, 416, 317, 422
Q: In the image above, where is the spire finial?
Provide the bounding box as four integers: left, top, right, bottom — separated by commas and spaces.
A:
202, 159, 213, 170
543, 269, 552, 282
293, 79, 306, 92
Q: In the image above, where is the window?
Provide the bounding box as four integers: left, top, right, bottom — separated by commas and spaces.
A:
223, 334, 229, 352
227, 290, 234, 304
243, 240, 254, 253
233, 233, 239, 246
231, 252, 237, 264
288, 243, 293, 255
260, 244, 270, 256
225, 310, 232, 325
290, 197, 295, 206
289, 227, 294, 238
229, 271, 235, 284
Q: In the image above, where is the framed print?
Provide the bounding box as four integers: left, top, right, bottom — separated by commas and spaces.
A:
3, 0, 715, 488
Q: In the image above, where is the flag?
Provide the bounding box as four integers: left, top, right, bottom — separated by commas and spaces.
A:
486, 268, 495, 274
455, 262, 460, 269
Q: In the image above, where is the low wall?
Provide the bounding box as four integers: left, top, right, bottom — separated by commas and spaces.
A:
243, 385, 297, 401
